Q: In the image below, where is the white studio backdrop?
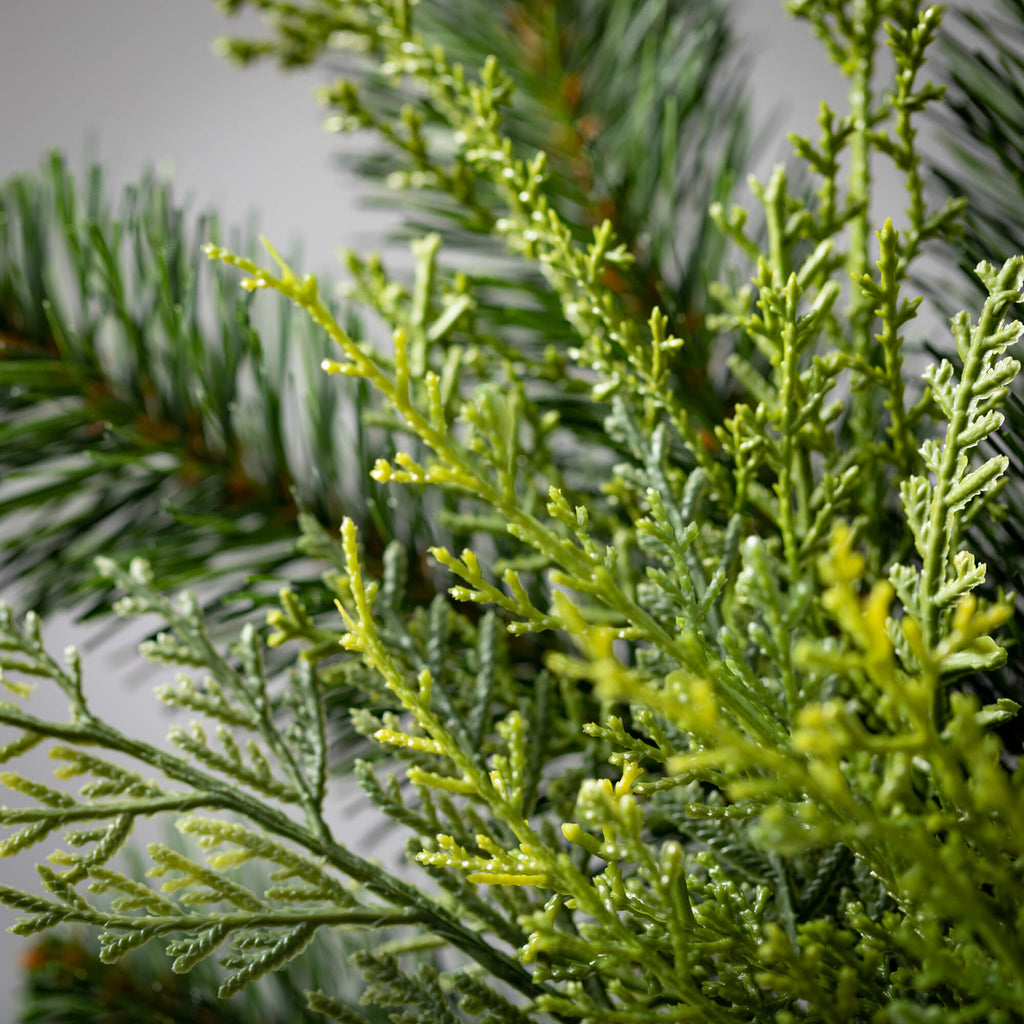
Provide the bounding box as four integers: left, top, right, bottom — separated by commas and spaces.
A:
0, 0, 900, 1004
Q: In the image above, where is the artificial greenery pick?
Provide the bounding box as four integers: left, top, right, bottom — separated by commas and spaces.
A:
2, 0, 1024, 1020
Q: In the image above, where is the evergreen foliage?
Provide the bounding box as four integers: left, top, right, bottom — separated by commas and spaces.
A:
0, 0, 746, 626
928, 0, 1024, 721
0, 154, 419, 622
1, 0, 1023, 1021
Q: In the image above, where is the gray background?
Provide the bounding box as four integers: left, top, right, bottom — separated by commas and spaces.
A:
0, 0, 918, 1007
0, 1, 852, 270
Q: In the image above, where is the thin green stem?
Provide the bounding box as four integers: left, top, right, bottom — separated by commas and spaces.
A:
76, 906, 428, 936
846, 1, 880, 448
0, 793, 216, 824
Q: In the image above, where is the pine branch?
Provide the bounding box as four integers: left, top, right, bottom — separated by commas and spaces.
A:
0, 0, 752, 633
215, 0, 751, 426
0, 154, 422, 625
